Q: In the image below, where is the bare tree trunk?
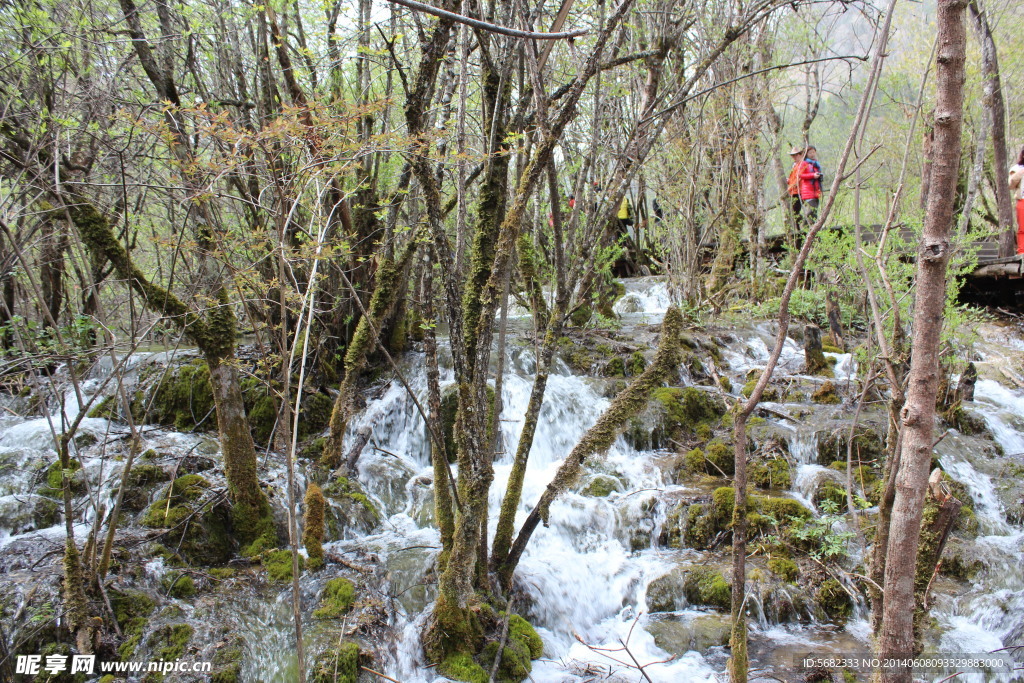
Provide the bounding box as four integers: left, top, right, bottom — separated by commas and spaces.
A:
968, 0, 1014, 256
879, 1, 967, 679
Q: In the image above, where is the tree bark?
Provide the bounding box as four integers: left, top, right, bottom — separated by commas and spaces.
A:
879, 1, 967, 679
967, 0, 1014, 256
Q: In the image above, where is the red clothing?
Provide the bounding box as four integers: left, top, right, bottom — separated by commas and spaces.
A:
1016, 199, 1024, 254
797, 160, 821, 200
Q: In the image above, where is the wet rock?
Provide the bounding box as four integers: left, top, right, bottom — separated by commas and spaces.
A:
582, 474, 623, 497
646, 565, 731, 612
814, 579, 852, 624
646, 613, 731, 655
810, 381, 841, 405
313, 577, 356, 619
140, 475, 234, 565
323, 476, 380, 538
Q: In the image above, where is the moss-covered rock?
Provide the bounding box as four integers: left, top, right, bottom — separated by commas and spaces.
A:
245, 394, 277, 446
815, 579, 852, 623
603, 357, 626, 378
121, 464, 172, 512
812, 480, 848, 510
817, 426, 885, 467
323, 476, 380, 535
210, 636, 244, 683
507, 614, 543, 659
110, 589, 156, 660
87, 395, 119, 419
682, 566, 732, 610
671, 487, 812, 550
647, 565, 732, 612
479, 638, 532, 683
136, 361, 216, 431
749, 457, 792, 490
148, 623, 194, 661
139, 475, 234, 565
582, 474, 622, 497
161, 572, 196, 599
654, 387, 726, 432
303, 483, 326, 569
767, 557, 799, 582
297, 392, 334, 439
311, 640, 359, 683
627, 351, 647, 376
39, 458, 84, 497
263, 549, 304, 582
741, 371, 779, 401
811, 381, 841, 405
437, 653, 488, 683
313, 577, 356, 619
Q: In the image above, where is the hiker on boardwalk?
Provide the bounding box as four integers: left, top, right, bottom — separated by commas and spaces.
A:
1010, 146, 1024, 254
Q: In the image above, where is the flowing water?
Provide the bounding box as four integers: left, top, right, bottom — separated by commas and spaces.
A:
1, 278, 1022, 683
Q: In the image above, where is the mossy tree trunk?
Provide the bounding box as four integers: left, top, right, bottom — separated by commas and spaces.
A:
67, 199, 275, 553
322, 237, 420, 471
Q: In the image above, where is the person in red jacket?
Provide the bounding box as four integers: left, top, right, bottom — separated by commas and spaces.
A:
798, 146, 823, 226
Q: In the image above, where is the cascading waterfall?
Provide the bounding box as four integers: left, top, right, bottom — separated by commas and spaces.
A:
2, 278, 1022, 683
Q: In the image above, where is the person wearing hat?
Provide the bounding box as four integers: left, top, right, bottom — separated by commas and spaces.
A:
787, 146, 806, 225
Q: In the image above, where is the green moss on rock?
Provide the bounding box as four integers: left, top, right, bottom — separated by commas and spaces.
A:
148, 623, 194, 662
298, 392, 334, 439
683, 566, 732, 610
263, 549, 304, 582
138, 361, 216, 431
479, 638, 531, 683
813, 480, 848, 509
311, 640, 359, 683
815, 579, 852, 623
87, 395, 119, 419
162, 572, 196, 599
40, 458, 84, 497
110, 589, 155, 659
582, 474, 622, 497
603, 357, 626, 378
507, 614, 543, 658
749, 457, 792, 489
437, 653, 488, 683
303, 483, 326, 569
139, 475, 233, 565
313, 577, 356, 619
767, 557, 799, 582
811, 381, 841, 405
627, 352, 647, 376
653, 387, 726, 433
